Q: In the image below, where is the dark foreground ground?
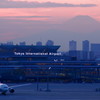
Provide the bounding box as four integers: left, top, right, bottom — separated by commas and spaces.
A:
0, 83, 100, 100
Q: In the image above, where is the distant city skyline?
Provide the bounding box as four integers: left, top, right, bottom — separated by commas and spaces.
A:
2, 40, 100, 52
2, 40, 100, 59
0, 0, 100, 51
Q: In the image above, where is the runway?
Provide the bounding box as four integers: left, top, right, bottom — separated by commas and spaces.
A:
0, 83, 100, 100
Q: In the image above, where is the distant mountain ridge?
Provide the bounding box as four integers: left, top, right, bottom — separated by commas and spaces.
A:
68, 15, 99, 23
62, 15, 100, 33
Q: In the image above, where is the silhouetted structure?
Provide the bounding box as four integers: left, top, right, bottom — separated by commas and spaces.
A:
69, 40, 77, 51
19, 42, 26, 46
91, 43, 100, 58
46, 40, 54, 46
36, 41, 42, 46
82, 40, 89, 52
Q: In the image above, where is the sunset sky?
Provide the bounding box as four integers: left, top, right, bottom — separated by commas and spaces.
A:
0, 0, 100, 50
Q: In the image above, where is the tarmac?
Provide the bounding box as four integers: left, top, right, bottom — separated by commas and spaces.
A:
0, 83, 100, 100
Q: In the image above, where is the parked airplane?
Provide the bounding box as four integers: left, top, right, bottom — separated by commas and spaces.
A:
0, 83, 32, 95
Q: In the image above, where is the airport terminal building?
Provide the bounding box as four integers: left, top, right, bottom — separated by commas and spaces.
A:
0, 44, 100, 83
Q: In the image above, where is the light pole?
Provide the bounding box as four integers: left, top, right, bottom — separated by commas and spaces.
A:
46, 67, 51, 92
37, 75, 39, 91
36, 69, 40, 91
